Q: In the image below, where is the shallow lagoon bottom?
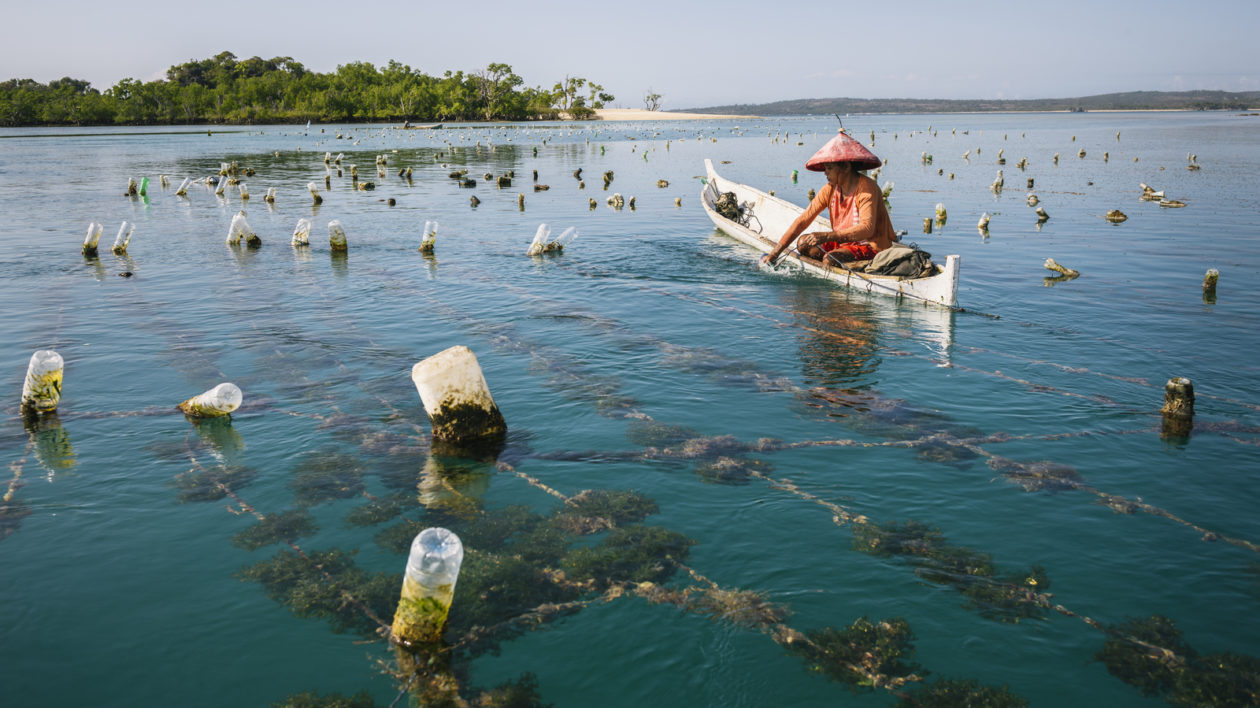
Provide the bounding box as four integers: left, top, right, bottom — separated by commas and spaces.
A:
2, 111, 1259, 706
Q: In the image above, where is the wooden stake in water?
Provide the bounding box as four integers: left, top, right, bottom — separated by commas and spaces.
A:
1160, 377, 1194, 440
21, 350, 64, 414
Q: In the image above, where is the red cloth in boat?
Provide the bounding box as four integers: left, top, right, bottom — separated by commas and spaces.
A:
805, 132, 882, 172
820, 241, 878, 259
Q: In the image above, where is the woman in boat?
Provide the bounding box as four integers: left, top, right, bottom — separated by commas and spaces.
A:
761, 131, 896, 267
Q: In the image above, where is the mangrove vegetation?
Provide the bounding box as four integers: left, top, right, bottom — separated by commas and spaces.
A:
0, 51, 614, 126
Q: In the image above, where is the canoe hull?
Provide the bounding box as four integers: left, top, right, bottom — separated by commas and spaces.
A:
701, 159, 960, 308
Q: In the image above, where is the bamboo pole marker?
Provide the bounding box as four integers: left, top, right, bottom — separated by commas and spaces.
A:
328, 220, 348, 252
82, 222, 103, 257
1160, 377, 1194, 440
410, 346, 506, 446
391, 528, 463, 646
21, 350, 64, 414
177, 383, 242, 418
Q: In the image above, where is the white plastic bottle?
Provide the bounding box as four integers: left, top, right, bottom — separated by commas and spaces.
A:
391, 528, 464, 644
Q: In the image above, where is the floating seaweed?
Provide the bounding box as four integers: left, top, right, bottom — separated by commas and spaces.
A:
988, 457, 1083, 492
448, 549, 584, 646
692, 456, 773, 485
563, 525, 693, 589
551, 489, 657, 535
1096, 614, 1260, 706
173, 464, 259, 503
345, 491, 416, 527
239, 547, 398, 637
289, 450, 365, 506
853, 520, 1051, 623
676, 583, 789, 628
899, 678, 1029, 707
271, 690, 382, 708
787, 617, 922, 691
231, 509, 319, 551
0, 496, 31, 542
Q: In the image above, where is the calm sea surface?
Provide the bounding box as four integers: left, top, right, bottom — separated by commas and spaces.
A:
2, 112, 1258, 707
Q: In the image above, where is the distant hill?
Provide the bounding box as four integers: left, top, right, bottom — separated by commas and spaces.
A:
684, 90, 1260, 115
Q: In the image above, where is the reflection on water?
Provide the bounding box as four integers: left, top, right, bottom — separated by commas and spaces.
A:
789, 287, 883, 388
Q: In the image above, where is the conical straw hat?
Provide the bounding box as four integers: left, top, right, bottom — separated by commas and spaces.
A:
805, 131, 882, 172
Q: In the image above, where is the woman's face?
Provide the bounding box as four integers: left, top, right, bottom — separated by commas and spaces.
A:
823, 162, 851, 185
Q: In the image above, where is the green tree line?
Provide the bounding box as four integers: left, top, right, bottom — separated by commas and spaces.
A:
0, 51, 614, 126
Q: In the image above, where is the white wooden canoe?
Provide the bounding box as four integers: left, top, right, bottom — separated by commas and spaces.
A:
701, 159, 960, 308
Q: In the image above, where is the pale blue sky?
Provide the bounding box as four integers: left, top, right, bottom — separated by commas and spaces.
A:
4, 0, 1257, 108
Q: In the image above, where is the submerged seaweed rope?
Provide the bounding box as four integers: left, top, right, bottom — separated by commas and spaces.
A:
489, 261, 1260, 552
184, 449, 393, 632
478, 459, 1027, 703
470, 270, 1259, 554
0, 439, 35, 542
328, 255, 1260, 585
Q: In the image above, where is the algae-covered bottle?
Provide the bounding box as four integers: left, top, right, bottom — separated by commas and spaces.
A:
292, 218, 312, 247
391, 527, 463, 645
21, 350, 64, 414
328, 219, 348, 251
177, 383, 242, 418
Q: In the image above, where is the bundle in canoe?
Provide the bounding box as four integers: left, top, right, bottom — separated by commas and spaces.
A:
701, 159, 960, 308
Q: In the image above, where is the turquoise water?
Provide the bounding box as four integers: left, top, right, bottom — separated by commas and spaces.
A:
2, 112, 1259, 707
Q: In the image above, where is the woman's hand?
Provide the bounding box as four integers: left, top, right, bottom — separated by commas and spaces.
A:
799, 232, 836, 249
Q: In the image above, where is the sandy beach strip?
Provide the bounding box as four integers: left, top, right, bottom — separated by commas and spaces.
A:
592, 108, 754, 121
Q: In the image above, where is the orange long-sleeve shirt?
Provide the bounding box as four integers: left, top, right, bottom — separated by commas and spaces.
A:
797, 175, 896, 252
